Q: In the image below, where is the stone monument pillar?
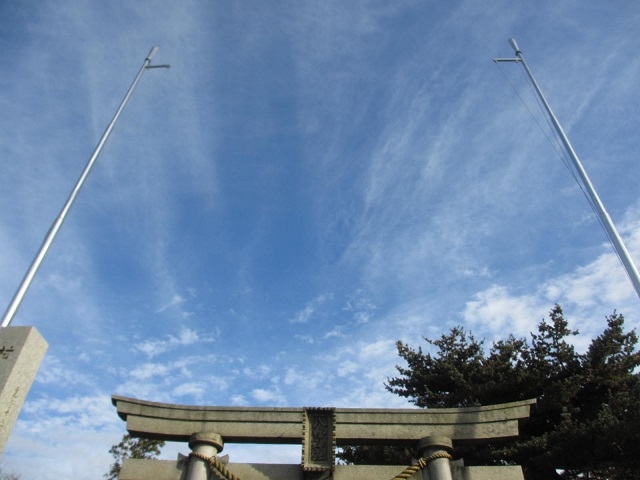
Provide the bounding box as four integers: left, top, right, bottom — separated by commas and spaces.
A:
0, 326, 47, 454
186, 432, 223, 480
418, 436, 453, 480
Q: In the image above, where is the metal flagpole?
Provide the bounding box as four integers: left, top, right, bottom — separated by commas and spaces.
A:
1, 47, 170, 328
494, 38, 640, 300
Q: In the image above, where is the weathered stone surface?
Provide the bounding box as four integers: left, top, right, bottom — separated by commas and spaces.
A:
0, 326, 47, 454
450, 466, 524, 480
229, 463, 304, 480
111, 396, 535, 445
302, 407, 335, 472
335, 465, 524, 480
418, 436, 454, 480
119, 459, 185, 480
118, 460, 524, 480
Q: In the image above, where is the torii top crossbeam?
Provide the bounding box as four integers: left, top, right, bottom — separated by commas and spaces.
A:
112, 395, 536, 446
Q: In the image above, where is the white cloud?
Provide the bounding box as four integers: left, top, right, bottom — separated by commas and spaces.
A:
251, 387, 286, 405
294, 334, 315, 344
333, 383, 412, 409
134, 327, 215, 358
156, 294, 186, 313
343, 291, 377, 324
35, 355, 95, 387
130, 362, 173, 381
4, 423, 122, 480
463, 285, 548, 340
242, 364, 272, 379
114, 385, 164, 403
463, 213, 640, 348
290, 293, 332, 323
546, 253, 633, 308
324, 326, 345, 339
117, 352, 229, 404
353, 311, 371, 324
336, 360, 358, 378
230, 395, 249, 406
21, 394, 117, 431
172, 381, 208, 399
221, 444, 302, 465
283, 366, 323, 390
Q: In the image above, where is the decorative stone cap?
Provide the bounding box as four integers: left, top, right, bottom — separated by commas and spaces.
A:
189, 432, 224, 452
417, 436, 453, 453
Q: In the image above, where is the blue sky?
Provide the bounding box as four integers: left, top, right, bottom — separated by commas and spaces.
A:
2, 1, 640, 478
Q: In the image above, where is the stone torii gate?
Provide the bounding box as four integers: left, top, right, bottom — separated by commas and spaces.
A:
112, 395, 536, 480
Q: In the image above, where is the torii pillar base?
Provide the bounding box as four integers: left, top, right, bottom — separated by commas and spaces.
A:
0, 326, 47, 454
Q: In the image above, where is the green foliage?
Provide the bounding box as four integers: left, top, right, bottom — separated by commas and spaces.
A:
341, 306, 640, 480
105, 434, 165, 480
338, 445, 414, 466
